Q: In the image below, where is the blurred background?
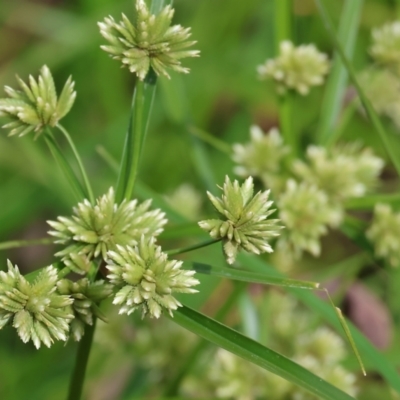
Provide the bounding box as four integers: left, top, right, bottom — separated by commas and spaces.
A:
1, 0, 400, 399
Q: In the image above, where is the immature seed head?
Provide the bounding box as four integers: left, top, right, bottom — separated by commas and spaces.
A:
98, 0, 200, 80
0, 261, 73, 349
257, 40, 329, 95
0, 65, 76, 138
199, 176, 283, 264
47, 187, 167, 274
106, 237, 199, 318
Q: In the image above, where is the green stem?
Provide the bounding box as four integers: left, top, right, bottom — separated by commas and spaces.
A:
0, 237, 53, 251
67, 319, 97, 400
164, 281, 246, 396
57, 124, 95, 204
166, 238, 221, 256
44, 132, 86, 201
123, 80, 145, 201
187, 125, 231, 154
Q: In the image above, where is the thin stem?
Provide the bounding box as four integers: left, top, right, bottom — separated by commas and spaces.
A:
0, 237, 53, 251
44, 132, 86, 201
166, 238, 221, 256
124, 80, 145, 200
96, 145, 119, 173
187, 125, 231, 154
57, 124, 95, 204
67, 320, 97, 400
164, 281, 246, 396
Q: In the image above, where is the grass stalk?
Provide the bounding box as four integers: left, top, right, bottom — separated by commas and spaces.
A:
56, 124, 95, 204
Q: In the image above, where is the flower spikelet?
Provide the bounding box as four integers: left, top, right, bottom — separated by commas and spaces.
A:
106, 237, 199, 318
98, 0, 200, 80
232, 125, 289, 193
47, 187, 167, 274
0, 261, 73, 349
293, 143, 384, 201
198, 176, 282, 264
0, 65, 76, 138
278, 180, 342, 258
370, 21, 400, 72
366, 203, 400, 267
57, 278, 113, 341
257, 40, 329, 95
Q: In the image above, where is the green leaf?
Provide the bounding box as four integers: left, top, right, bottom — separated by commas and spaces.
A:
189, 262, 319, 290
317, 0, 363, 146
170, 305, 355, 400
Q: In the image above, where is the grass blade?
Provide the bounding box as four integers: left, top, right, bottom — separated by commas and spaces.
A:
239, 253, 400, 392
190, 262, 320, 289
171, 305, 356, 400
317, 0, 363, 145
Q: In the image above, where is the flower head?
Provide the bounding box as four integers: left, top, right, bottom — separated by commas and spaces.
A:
366, 203, 400, 267
98, 0, 199, 80
57, 278, 113, 341
359, 68, 400, 129
232, 125, 289, 193
277, 180, 342, 258
47, 187, 167, 274
0, 65, 76, 138
257, 40, 329, 95
106, 237, 199, 318
370, 21, 400, 72
198, 176, 282, 264
293, 143, 384, 201
0, 261, 73, 349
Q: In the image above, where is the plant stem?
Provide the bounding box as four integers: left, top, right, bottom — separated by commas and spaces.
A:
0, 237, 53, 250
166, 238, 221, 256
44, 131, 86, 201
187, 125, 231, 154
67, 319, 97, 400
57, 124, 95, 204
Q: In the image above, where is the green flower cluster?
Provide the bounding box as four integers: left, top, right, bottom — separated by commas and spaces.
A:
370, 21, 400, 72
106, 237, 199, 318
258, 40, 329, 95
0, 65, 76, 138
0, 261, 73, 349
277, 180, 342, 258
293, 143, 383, 201
199, 176, 282, 264
232, 125, 289, 194
367, 203, 400, 268
57, 278, 113, 341
98, 0, 199, 80
48, 188, 167, 274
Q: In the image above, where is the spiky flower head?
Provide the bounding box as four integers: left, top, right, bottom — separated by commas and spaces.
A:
0, 65, 76, 138
232, 125, 289, 194
293, 143, 384, 201
57, 278, 113, 341
107, 237, 199, 318
198, 176, 282, 264
370, 21, 400, 72
47, 187, 167, 274
0, 261, 73, 349
257, 40, 329, 95
366, 203, 400, 267
359, 68, 400, 129
278, 180, 342, 258
98, 0, 200, 80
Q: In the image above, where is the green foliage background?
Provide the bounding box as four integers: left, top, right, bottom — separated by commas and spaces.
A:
1, 0, 400, 399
